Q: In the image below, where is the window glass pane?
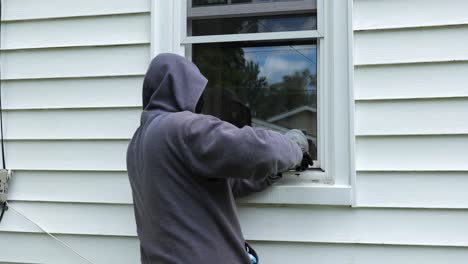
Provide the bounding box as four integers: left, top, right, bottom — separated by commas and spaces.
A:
191, 14, 316, 36
193, 41, 318, 159
188, 0, 317, 35
232, 0, 301, 3
192, 0, 226, 7
232, 0, 256, 3
193, 0, 302, 6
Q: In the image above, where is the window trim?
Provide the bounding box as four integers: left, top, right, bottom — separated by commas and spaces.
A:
181, 31, 322, 44
150, 0, 355, 206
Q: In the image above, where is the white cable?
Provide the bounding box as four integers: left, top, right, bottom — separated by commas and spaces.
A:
6, 202, 97, 264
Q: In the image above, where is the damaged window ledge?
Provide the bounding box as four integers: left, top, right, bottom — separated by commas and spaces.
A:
236, 171, 352, 206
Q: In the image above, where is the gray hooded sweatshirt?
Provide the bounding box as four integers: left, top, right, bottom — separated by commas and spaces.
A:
126, 53, 302, 264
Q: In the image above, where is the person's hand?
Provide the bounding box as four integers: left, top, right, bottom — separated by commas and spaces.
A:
296, 152, 313, 171
285, 129, 309, 153
285, 129, 313, 171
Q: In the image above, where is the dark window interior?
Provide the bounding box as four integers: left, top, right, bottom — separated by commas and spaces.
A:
193, 0, 302, 6
191, 13, 316, 36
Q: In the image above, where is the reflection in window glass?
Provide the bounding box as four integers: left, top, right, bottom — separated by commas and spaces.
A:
231, 0, 265, 3
191, 14, 316, 36
193, 41, 318, 159
232, 0, 301, 3
192, 0, 226, 6
192, 0, 301, 5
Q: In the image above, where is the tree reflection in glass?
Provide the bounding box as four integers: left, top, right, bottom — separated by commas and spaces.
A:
191, 14, 316, 36
193, 41, 318, 159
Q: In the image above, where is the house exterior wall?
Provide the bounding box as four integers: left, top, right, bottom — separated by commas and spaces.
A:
1, 0, 468, 263
0, 0, 149, 263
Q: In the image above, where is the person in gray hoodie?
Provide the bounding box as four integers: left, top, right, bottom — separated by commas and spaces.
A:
126, 53, 308, 264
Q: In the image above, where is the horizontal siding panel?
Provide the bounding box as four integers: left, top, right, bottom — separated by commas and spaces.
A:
355, 98, 468, 135
239, 206, 468, 246
2, 14, 150, 50
354, 0, 468, 30
356, 172, 468, 208
0, 202, 136, 236
0, 262, 37, 264
3, 237, 468, 264
8, 171, 132, 204
355, 62, 468, 100
3, 202, 468, 246
4, 140, 128, 171
355, 135, 468, 171
252, 241, 468, 264
354, 25, 468, 65
0, 232, 139, 264
4, 108, 141, 139
0, 262, 39, 264
2, 0, 150, 21
1, 44, 150, 80
1, 76, 143, 109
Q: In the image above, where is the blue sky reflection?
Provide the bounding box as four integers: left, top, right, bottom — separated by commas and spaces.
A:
242, 45, 317, 86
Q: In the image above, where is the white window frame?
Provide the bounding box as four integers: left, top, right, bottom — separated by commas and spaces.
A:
150, 0, 356, 206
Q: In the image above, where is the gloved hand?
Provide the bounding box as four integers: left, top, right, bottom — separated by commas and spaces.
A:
285, 129, 309, 153
285, 129, 313, 171
297, 152, 313, 171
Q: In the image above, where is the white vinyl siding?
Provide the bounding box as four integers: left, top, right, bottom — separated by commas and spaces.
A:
0, 0, 149, 263
356, 135, 468, 171
2, 14, 149, 50
356, 172, 468, 208
355, 62, 468, 100
8, 171, 132, 204
1, 45, 148, 80
251, 242, 468, 264
354, 26, 468, 65
3, 109, 140, 139
354, 0, 468, 30
351, 0, 468, 262
3, 140, 128, 170
2, 0, 150, 21
356, 99, 468, 135
2, 77, 143, 109
0, 233, 139, 264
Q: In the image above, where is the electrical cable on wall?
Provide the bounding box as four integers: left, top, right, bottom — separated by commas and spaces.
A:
6, 202, 96, 264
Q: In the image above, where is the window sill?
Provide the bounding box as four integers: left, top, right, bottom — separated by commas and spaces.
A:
236, 176, 352, 206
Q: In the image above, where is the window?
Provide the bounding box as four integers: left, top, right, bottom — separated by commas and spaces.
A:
192, 42, 318, 160
151, 0, 354, 205
186, 0, 320, 164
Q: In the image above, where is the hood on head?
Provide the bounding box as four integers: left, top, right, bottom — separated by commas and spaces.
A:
142, 53, 208, 113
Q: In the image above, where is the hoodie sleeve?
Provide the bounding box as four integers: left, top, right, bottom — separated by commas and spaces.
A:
184, 114, 302, 180
229, 173, 282, 198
